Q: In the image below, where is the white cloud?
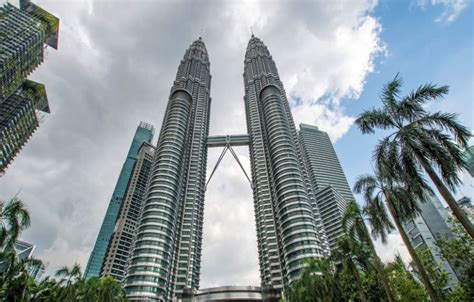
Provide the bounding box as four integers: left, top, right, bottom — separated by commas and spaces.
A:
373, 232, 411, 263
414, 0, 468, 23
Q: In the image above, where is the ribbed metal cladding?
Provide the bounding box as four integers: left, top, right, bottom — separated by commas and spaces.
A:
124, 38, 211, 301
244, 36, 327, 290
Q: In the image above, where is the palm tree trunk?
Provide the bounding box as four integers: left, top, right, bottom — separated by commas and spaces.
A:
364, 230, 396, 302
385, 199, 443, 302
420, 161, 474, 238
351, 266, 368, 302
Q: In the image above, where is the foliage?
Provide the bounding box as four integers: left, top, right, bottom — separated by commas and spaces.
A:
435, 219, 474, 301
355, 74, 473, 237
284, 258, 342, 302
386, 256, 428, 302
0, 197, 127, 301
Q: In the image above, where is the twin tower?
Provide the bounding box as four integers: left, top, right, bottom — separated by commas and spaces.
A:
100, 36, 351, 301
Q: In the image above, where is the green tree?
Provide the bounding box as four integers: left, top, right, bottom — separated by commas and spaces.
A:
342, 201, 395, 302
355, 74, 473, 238
354, 172, 442, 302
415, 248, 449, 298
435, 219, 474, 301
55, 263, 83, 300
332, 236, 368, 302
386, 256, 428, 302
76, 276, 127, 302
0, 196, 128, 301
284, 258, 342, 302
30, 277, 59, 301
0, 197, 31, 250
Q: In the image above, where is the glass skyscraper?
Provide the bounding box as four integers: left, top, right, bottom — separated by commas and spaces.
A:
108, 36, 354, 301
298, 123, 353, 251
85, 122, 155, 279
0, 1, 59, 174
101, 141, 156, 281
243, 36, 327, 291
403, 193, 461, 289
124, 38, 212, 300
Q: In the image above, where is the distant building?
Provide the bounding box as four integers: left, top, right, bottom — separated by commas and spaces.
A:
403, 194, 461, 289
462, 146, 474, 177
457, 196, 474, 224
85, 122, 155, 279
101, 142, 156, 281
0, 1, 59, 174
0, 239, 45, 281
299, 123, 353, 252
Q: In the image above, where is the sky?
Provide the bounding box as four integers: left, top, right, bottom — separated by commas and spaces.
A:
0, 0, 473, 288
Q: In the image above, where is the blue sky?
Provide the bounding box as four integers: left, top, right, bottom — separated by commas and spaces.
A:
336, 0, 473, 200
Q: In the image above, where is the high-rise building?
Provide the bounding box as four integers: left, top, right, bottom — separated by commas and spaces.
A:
457, 196, 474, 224
85, 122, 155, 279
403, 193, 461, 289
0, 80, 50, 173
124, 38, 212, 300
243, 36, 327, 291
462, 145, 474, 177
101, 141, 156, 281
0, 1, 59, 174
0, 239, 45, 281
120, 36, 345, 300
298, 124, 352, 251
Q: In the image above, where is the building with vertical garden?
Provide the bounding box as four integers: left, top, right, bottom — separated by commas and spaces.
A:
0, 0, 59, 174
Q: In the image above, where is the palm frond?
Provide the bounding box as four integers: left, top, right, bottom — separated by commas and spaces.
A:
363, 194, 395, 243
355, 108, 395, 134
381, 73, 402, 111
414, 111, 471, 148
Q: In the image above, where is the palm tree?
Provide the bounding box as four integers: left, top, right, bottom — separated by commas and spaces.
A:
354, 173, 443, 302
55, 263, 82, 287
355, 74, 473, 238
30, 276, 58, 301
332, 236, 368, 302
285, 258, 341, 302
0, 254, 43, 301
342, 201, 395, 302
0, 197, 31, 250
55, 263, 83, 300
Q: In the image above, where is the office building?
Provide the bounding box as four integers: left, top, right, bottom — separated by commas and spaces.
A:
0, 239, 45, 280
85, 122, 155, 279
120, 36, 345, 300
0, 1, 59, 174
298, 124, 352, 251
124, 37, 212, 300
243, 36, 327, 291
457, 196, 474, 224
462, 145, 474, 177
403, 194, 461, 289
0, 80, 50, 173
101, 142, 156, 281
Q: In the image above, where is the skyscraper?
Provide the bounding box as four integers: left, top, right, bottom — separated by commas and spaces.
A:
0, 1, 59, 174
124, 38, 211, 300
118, 36, 348, 300
403, 193, 461, 289
101, 141, 156, 281
243, 36, 327, 291
462, 145, 474, 177
85, 122, 155, 279
298, 123, 353, 251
